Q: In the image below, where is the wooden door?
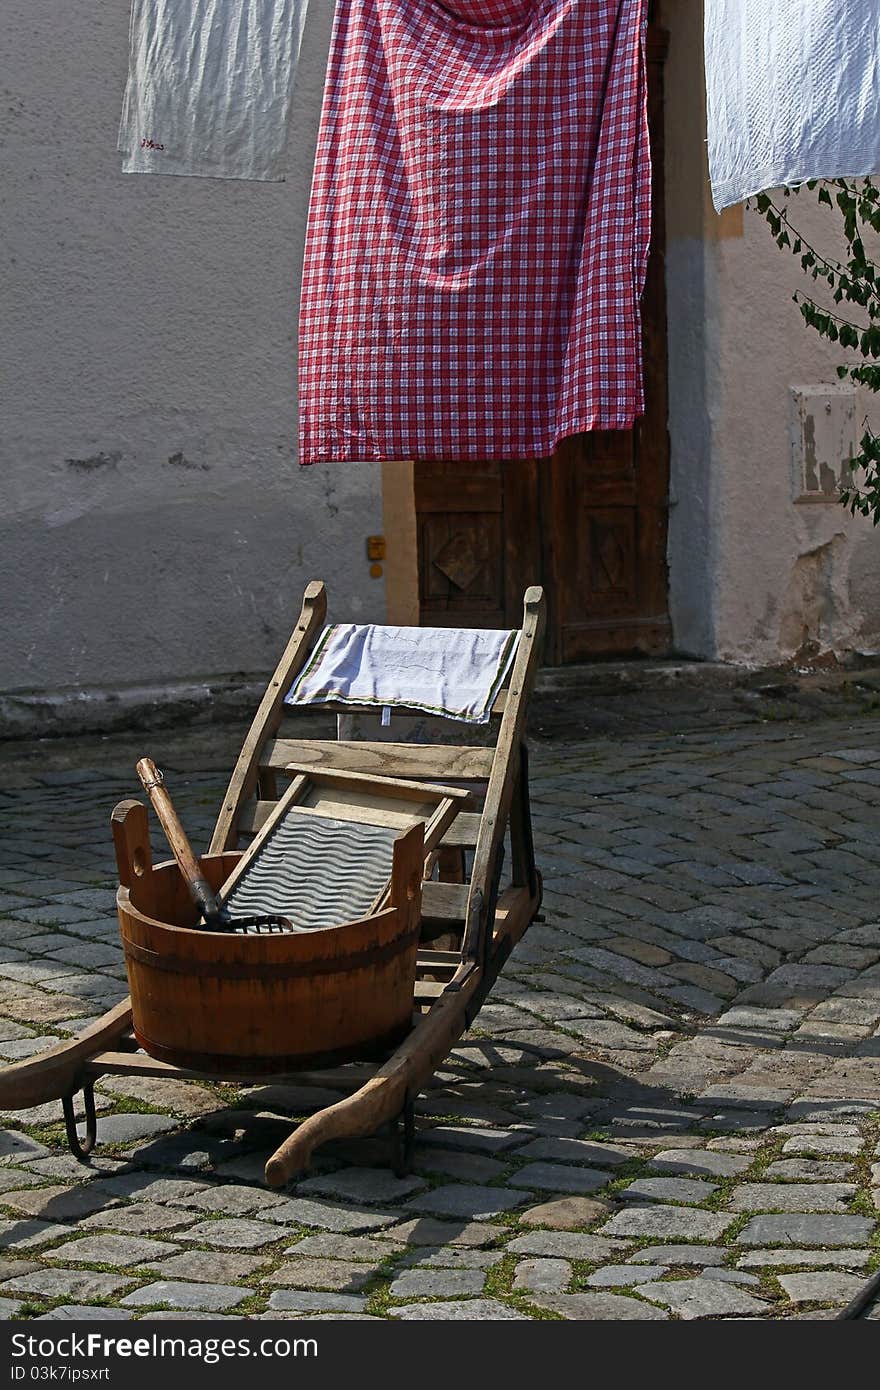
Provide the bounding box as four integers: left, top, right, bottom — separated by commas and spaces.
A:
415, 12, 670, 660
414, 460, 541, 629
541, 16, 670, 662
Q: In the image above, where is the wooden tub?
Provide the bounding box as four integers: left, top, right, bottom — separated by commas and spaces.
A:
113, 802, 424, 1072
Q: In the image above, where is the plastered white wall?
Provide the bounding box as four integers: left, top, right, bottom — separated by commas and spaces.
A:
1, 0, 385, 698
711, 205, 880, 664
6, 1, 879, 694
664, 0, 880, 665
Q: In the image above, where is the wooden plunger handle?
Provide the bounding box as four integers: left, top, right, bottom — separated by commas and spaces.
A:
135, 757, 227, 929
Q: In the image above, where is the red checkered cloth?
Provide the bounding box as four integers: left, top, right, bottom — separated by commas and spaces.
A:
298, 0, 651, 465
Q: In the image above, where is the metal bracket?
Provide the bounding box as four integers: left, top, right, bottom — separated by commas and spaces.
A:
518, 742, 539, 901
481, 842, 505, 974
62, 1082, 97, 1162
390, 1091, 416, 1178
462, 888, 484, 963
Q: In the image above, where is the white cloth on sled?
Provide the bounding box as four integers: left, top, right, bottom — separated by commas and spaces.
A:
119, 0, 310, 180
285, 624, 520, 725
705, 0, 880, 211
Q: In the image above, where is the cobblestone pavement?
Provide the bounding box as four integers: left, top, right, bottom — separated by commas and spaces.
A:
0, 686, 878, 1321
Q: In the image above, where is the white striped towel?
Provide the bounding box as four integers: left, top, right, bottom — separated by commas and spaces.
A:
285, 624, 519, 725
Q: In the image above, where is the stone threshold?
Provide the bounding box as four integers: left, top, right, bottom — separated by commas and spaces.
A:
2, 653, 879, 742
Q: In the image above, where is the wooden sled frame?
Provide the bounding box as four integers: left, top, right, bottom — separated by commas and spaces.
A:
0, 582, 545, 1187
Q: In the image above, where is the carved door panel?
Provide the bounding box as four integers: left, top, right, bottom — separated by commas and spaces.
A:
542, 421, 669, 661
415, 460, 541, 628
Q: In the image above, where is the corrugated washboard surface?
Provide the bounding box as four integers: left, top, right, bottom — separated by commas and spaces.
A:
224, 811, 399, 932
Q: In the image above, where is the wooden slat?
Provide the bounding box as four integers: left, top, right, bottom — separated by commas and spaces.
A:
464, 588, 545, 960
86, 1052, 382, 1090
264, 739, 494, 781
288, 800, 424, 829
416, 949, 461, 970
296, 766, 472, 805
414, 980, 447, 1001
421, 881, 469, 926
86, 1051, 210, 1081
438, 812, 481, 849
241, 800, 481, 844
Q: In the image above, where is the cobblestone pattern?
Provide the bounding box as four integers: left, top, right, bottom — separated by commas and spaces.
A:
0, 701, 878, 1320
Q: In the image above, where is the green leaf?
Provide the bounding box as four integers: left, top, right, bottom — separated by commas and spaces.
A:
757, 177, 880, 524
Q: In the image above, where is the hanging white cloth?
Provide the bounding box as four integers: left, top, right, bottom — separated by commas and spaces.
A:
705, 0, 880, 211
119, 0, 311, 181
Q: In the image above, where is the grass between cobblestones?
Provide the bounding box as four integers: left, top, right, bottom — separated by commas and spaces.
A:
2, 708, 880, 1318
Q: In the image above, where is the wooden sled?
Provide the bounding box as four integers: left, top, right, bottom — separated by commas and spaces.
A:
0, 582, 545, 1187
